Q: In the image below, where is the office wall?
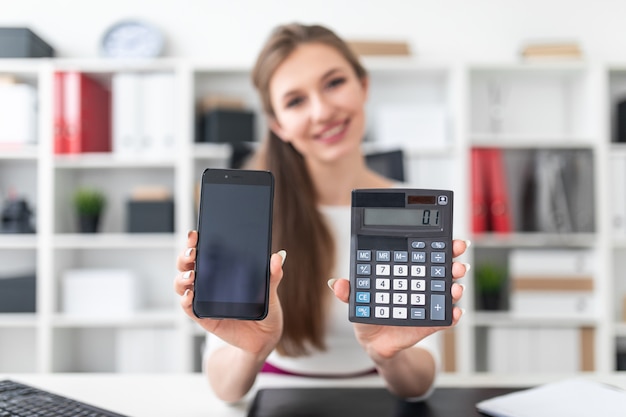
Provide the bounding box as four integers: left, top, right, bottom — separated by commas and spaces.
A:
2, 0, 626, 63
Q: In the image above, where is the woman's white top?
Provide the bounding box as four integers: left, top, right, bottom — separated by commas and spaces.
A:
204, 205, 441, 394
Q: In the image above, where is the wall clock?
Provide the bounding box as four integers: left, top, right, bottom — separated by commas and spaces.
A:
100, 20, 164, 58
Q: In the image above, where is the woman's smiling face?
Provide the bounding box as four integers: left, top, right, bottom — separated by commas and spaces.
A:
268, 42, 369, 165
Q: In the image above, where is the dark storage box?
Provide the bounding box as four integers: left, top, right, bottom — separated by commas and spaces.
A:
198, 109, 255, 144
0, 28, 54, 58
0, 274, 36, 313
127, 200, 174, 233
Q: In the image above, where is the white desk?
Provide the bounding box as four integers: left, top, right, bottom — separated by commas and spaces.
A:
1, 373, 625, 417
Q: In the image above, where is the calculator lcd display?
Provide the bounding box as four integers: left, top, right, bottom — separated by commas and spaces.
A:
364, 208, 440, 227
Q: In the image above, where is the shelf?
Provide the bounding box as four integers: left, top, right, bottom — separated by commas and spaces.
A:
472, 233, 597, 248
51, 310, 179, 328
0, 313, 38, 328
0, 234, 37, 249
470, 135, 596, 148
0, 144, 39, 160
54, 153, 176, 169
52, 233, 178, 249
192, 143, 233, 160
473, 311, 599, 327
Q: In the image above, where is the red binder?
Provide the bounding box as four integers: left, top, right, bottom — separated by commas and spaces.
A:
484, 148, 512, 233
54, 72, 111, 154
470, 148, 488, 233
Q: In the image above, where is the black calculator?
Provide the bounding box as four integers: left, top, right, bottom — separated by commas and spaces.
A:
349, 189, 453, 327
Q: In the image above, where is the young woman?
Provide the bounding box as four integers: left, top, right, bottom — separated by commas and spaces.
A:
174, 23, 469, 403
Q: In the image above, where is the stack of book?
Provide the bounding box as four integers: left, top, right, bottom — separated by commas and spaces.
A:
346, 40, 411, 56
520, 41, 583, 60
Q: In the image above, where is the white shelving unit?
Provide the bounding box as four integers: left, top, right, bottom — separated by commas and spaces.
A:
0, 57, 624, 376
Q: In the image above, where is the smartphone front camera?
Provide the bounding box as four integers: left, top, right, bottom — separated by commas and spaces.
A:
224, 174, 229, 178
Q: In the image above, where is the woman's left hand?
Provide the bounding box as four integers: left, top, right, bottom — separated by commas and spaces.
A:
330, 239, 469, 361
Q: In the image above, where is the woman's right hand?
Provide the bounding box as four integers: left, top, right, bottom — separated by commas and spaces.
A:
174, 230, 286, 358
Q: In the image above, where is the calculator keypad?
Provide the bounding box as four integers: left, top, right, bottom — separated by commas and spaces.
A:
352, 239, 450, 326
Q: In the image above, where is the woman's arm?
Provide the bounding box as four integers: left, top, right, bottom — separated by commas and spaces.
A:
174, 231, 287, 403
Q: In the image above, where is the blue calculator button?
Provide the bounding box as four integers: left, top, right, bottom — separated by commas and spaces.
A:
411, 241, 426, 249
356, 292, 370, 303
355, 306, 370, 317
431, 241, 446, 249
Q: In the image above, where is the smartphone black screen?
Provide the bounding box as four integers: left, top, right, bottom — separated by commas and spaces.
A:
193, 169, 274, 319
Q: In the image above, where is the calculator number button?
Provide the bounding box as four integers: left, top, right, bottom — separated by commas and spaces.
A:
411, 279, 426, 291
411, 294, 426, 305
376, 265, 390, 276
375, 293, 390, 304
393, 265, 408, 276
411, 266, 426, 277
375, 306, 390, 318
393, 279, 408, 290
393, 293, 407, 305
375, 278, 390, 289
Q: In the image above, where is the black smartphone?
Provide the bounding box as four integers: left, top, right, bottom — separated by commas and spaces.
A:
193, 168, 274, 320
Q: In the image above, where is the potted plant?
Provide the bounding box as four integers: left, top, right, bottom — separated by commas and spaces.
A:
475, 263, 507, 311
73, 187, 106, 233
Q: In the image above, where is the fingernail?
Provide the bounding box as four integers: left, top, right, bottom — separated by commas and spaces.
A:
184, 288, 190, 297
327, 278, 338, 290
460, 308, 466, 316
464, 240, 472, 248
277, 250, 287, 266
183, 270, 192, 279
185, 248, 193, 257
463, 263, 471, 272
459, 283, 466, 291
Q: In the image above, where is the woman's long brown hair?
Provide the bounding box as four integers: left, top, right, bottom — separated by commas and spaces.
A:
250, 24, 367, 356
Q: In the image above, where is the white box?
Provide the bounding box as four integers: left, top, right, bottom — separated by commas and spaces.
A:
508, 249, 594, 276
62, 269, 140, 317
510, 291, 595, 318
0, 84, 37, 144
